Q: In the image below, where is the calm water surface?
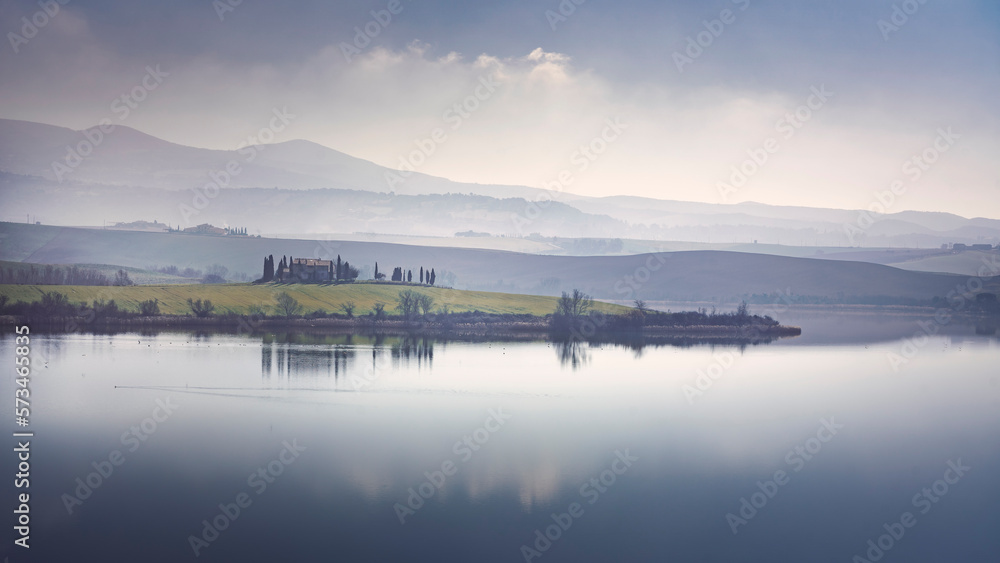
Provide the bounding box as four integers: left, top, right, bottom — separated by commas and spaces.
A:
2, 314, 998, 562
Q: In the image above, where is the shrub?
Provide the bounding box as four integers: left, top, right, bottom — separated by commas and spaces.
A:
138, 299, 160, 316
340, 301, 356, 318
187, 298, 215, 317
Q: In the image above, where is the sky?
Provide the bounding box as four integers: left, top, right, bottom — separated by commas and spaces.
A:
1, 0, 998, 218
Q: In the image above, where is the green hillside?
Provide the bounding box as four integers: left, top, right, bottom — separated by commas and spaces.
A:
2, 222, 992, 303
0, 260, 194, 285
0, 282, 631, 317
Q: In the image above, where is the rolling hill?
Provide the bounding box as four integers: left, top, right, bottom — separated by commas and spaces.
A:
3, 222, 992, 304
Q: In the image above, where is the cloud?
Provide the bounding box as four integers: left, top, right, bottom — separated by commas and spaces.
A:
0, 2, 997, 218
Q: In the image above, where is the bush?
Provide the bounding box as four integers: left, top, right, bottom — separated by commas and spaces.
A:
37, 291, 76, 316
91, 299, 125, 319
340, 301, 356, 318
138, 299, 160, 316
187, 298, 215, 317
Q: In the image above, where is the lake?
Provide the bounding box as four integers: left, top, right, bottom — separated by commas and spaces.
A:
3, 310, 998, 562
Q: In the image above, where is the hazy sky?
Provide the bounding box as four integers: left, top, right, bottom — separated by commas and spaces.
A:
2, 0, 998, 217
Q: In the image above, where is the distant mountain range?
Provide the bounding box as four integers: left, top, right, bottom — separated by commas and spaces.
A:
2, 118, 999, 248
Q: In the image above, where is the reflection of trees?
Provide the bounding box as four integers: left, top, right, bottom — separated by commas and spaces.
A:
261, 342, 355, 378
551, 334, 780, 370
555, 340, 590, 369
390, 335, 433, 368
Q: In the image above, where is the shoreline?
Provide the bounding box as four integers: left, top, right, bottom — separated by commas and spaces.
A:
0, 314, 801, 339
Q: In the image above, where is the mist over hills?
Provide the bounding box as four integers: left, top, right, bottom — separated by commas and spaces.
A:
3, 222, 989, 305
2, 118, 999, 249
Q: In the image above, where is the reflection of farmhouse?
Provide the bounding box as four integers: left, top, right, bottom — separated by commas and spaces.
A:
279, 258, 334, 283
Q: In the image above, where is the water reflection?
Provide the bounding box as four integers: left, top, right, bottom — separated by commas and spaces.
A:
262, 344, 355, 378
258, 332, 440, 382
551, 333, 784, 368
389, 335, 434, 366
3, 317, 999, 563
254, 329, 790, 376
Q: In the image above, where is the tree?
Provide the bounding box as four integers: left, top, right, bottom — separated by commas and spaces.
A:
407, 270, 412, 283
113, 269, 134, 286
342, 261, 359, 281
634, 299, 648, 312
737, 300, 750, 319
340, 301, 356, 318
556, 289, 592, 318
207, 264, 229, 280
372, 302, 386, 319
391, 267, 403, 282
396, 289, 419, 319
551, 289, 594, 334
374, 262, 379, 280
336, 255, 343, 281
187, 298, 215, 317
38, 291, 74, 316
275, 291, 302, 319
429, 268, 436, 286
138, 299, 160, 316
420, 267, 424, 284
417, 293, 434, 315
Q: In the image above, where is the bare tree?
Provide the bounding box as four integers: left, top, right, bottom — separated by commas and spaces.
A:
556, 289, 592, 318
275, 291, 302, 319
187, 298, 215, 317
114, 269, 134, 286
340, 301, 356, 318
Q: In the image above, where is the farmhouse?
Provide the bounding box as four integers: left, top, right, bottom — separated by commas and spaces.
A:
280, 258, 334, 282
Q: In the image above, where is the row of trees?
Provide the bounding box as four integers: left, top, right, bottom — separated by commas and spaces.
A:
256, 254, 436, 285
0, 265, 133, 286
380, 264, 436, 285
224, 226, 249, 236
0, 292, 159, 318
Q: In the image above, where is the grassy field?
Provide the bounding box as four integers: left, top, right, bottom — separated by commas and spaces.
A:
0, 260, 194, 285
0, 282, 632, 317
